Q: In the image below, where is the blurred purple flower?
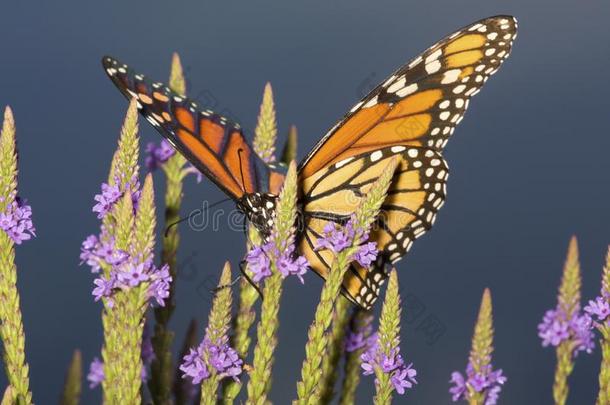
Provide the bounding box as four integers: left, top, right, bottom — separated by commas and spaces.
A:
146, 140, 175, 171
87, 357, 104, 389
344, 316, 373, 353
585, 296, 610, 323
0, 199, 35, 244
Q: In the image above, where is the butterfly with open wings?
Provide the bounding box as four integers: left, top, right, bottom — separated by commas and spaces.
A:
102, 15, 517, 310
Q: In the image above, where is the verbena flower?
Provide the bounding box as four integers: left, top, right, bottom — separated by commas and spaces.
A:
244, 233, 309, 283
87, 357, 104, 389
449, 363, 506, 404
145, 140, 175, 171
90, 255, 171, 307
538, 307, 594, 355
344, 316, 374, 353
315, 216, 379, 267
585, 296, 610, 323
0, 199, 35, 244
144, 139, 202, 182
359, 332, 417, 395
180, 338, 243, 385
92, 183, 121, 218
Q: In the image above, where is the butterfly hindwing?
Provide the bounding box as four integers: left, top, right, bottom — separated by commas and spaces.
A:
298, 146, 448, 309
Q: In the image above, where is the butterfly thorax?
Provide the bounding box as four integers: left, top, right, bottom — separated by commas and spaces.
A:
236, 193, 278, 236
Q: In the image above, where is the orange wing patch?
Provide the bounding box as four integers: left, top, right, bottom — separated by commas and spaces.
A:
298, 16, 517, 183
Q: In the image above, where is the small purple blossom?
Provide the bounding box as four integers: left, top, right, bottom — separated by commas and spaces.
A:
585, 296, 610, 322
391, 363, 417, 395
354, 242, 379, 267
92, 182, 121, 218
359, 333, 417, 395
87, 357, 104, 389
244, 238, 309, 283
92, 276, 115, 302
0, 200, 36, 244
245, 244, 272, 282
148, 263, 172, 306
116, 261, 150, 288
449, 363, 506, 404
145, 140, 176, 171
316, 216, 379, 267
317, 221, 353, 253
538, 307, 595, 355
180, 338, 243, 385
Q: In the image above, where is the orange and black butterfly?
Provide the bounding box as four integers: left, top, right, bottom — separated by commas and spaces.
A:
103, 15, 517, 309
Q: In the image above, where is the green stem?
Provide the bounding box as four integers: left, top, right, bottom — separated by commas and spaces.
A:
0, 231, 32, 405
553, 340, 574, 405
319, 296, 351, 404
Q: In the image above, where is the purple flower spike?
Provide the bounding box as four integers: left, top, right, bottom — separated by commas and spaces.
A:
92, 182, 122, 218
180, 338, 243, 385
359, 332, 417, 395
246, 244, 272, 282
87, 357, 105, 389
0, 200, 36, 244
449, 362, 506, 404
148, 263, 172, 306
538, 307, 595, 355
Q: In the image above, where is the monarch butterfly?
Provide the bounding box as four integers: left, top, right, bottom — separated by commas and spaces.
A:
103, 15, 517, 309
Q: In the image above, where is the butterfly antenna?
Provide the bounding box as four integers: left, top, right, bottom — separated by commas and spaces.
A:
237, 148, 247, 192
164, 197, 232, 237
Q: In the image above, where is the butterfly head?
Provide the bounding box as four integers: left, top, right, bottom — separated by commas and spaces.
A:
236, 193, 278, 236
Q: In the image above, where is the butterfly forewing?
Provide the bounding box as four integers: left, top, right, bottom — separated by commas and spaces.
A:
298, 15, 516, 309
298, 15, 517, 178
102, 56, 272, 200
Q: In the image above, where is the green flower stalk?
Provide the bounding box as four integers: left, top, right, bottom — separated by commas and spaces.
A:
449, 289, 505, 405
246, 161, 299, 405
149, 51, 189, 405
536, 237, 593, 405
200, 262, 234, 405
78, 99, 170, 404
373, 270, 402, 404
60, 350, 82, 405
280, 125, 298, 166
295, 158, 399, 405
223, 228, 261, 404
0, 106, 34, 405
339, 309, 372, 405
467, 289, 494, 405
583, 247, 610, 405
319, 296, 352, 404
253, 82, 278, 163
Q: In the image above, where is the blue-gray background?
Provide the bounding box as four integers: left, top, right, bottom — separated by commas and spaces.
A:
1, 0, 609, 403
